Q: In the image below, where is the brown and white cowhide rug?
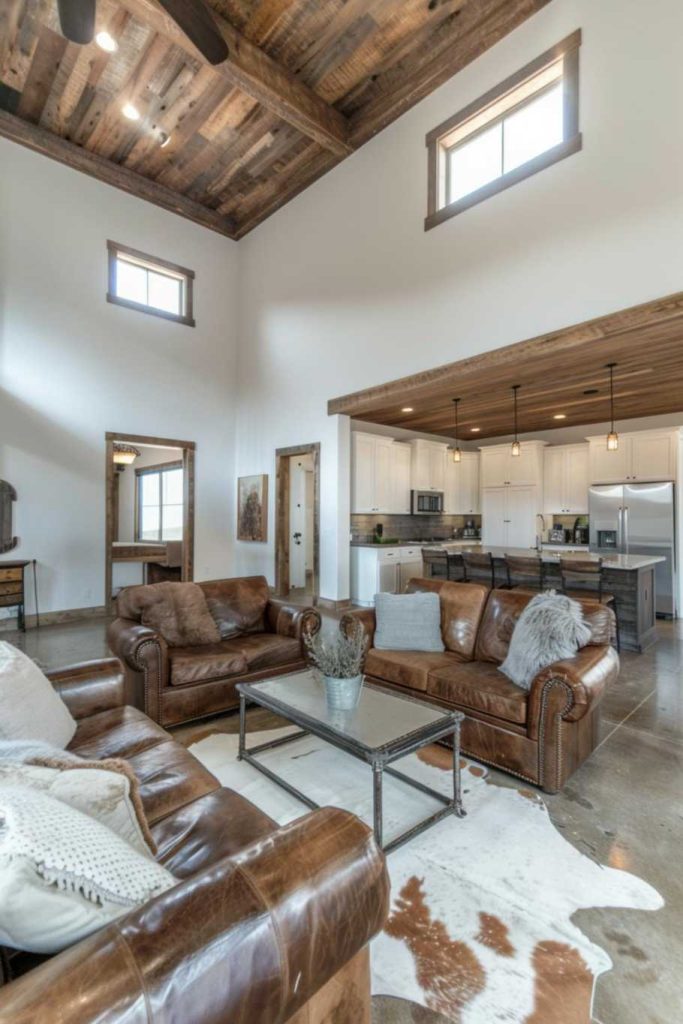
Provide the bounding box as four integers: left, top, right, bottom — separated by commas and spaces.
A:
190, 728, 662, 1023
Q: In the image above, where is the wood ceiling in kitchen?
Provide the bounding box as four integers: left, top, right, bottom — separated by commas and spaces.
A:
328, 291, 683, 439
0, 0, 549, 239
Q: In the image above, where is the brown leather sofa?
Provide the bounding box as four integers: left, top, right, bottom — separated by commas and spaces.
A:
341, 579, 619, 793
0, 658, 389, 1024
108, 576, 320, 727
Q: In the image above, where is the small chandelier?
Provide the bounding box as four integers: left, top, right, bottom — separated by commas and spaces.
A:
113, 442, 141, 467
452, 398, 462, 463
511, 384, 521, 457
606, 363, 619, 451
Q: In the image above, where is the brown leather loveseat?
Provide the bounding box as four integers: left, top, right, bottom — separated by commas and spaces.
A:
342, 579, 619, 793
108, 576, 320, 727
0, 658, 389, 1023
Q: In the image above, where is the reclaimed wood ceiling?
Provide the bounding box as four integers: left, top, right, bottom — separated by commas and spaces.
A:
328, 292, 683, 439
0, 0, 549, 239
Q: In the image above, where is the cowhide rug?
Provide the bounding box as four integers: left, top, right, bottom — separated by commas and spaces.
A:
189, 728, 662, 1023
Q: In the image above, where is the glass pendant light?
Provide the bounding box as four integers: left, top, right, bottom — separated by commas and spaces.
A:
511, 385, 521, 457
452, 398, 462, 463
606, 363, 619, 451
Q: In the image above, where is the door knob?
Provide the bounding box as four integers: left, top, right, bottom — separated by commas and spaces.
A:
293, 532, 302, 545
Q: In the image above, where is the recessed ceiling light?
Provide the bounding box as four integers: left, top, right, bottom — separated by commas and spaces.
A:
159, 132, 172, 148
401, 407, 414, 413
553, 413, 567, 420
583, 388, 599, 395
122, 102, 140, 121
95, 31, 118, 53
470, 427, 481, 433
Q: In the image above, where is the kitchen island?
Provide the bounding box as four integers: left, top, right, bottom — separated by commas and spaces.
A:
422, 545, 665, 652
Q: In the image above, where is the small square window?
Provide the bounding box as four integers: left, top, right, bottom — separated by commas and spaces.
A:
107, 241, 195, 326
426, 31, 581, 231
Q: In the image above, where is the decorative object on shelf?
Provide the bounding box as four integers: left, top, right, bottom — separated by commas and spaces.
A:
305, 624, 367, 710
0, 481, 18, 554
510, 384, 521, 456
451, 398, 462, 463
606, 362, 619, 451
112, 443, 141, 470
237, 474, 268, 542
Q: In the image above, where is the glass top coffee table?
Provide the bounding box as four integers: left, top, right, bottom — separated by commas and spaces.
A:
237, 670, 465, 853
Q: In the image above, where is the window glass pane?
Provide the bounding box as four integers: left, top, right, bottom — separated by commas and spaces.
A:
161, 504, 183, 540
140, 506, 160, 540
448, 122, 502, 204
148, 271, 182, 315
503, 82, 563, 173
116, 259, 147, 305
140, 472, 160, 507
162, 468, 183, 505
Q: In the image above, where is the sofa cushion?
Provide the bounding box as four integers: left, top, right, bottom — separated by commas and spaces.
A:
0, 642, 76, 749
475, 589, 533, 665
229, 634, 302, 672
116, 582, 221, 648
406, 580, 489, 660
68, 706, 169, 761
427, 661, 528, 725
123, 739, 220, 826
152, 788, 277, 879
374, 592, 444, 652
169, 644, 249, 687
200, 577, 270, 639
364, 649, 459, 693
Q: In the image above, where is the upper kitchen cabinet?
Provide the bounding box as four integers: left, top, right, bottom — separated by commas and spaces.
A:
390, 442, 412, 514
351, 432, 394, 513
479, 441, 546, 488
445, 452, 480, 514
588, 429, 679, 484
543, 444, 589, 514
410, 440, 448, 492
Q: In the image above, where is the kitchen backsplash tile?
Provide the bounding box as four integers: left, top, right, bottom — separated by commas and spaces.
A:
351, 513, 481, 543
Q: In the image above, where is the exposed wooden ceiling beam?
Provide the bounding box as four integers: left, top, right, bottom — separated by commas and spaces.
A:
116, 0, 353, 157
0, 109, 237, 238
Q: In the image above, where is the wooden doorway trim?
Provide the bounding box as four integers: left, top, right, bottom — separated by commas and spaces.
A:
275, 443, 320, 600
105, 431, 196, 613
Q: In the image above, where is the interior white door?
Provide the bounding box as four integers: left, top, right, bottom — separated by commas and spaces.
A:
289, 457, 307, 587
482, 487, 507, 546
505, 486, 537, 548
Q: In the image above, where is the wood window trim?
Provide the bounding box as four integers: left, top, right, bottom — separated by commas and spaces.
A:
425, 30, 582, 232
106, 240, 196, 327
134, 461, 183, 542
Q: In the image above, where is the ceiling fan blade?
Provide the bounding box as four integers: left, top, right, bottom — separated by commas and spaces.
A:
156, 0, 229, 66
57, 0, 96, 45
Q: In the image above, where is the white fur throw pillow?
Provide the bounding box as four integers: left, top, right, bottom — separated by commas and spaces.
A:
499, 591, 592, 690
0, 785, 175, 954
0, 642, 76, 748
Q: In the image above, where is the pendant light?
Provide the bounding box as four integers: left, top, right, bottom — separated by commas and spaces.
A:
606, 362, 619, 451
452, 398, 462, 463
511, 385, 521, 457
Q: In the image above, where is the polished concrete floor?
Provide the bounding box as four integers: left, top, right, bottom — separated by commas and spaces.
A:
3, 615, 682, 1023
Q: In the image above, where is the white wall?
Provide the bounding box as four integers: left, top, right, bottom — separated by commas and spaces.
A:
234, 0, 683, 599
0, 141, 239, 617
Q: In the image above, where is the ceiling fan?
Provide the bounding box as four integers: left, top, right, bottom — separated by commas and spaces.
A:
57, 0, 229, 65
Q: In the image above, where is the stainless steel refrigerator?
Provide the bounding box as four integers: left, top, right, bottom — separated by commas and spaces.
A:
589, 482, 676, 616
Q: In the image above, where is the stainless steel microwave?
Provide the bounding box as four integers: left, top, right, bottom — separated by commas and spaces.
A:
411, 490, 444, 515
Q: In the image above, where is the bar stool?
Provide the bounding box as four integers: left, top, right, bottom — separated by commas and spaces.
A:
559, 557, 621, 651
424, 548, 448, 579
446, 551, 467, 582
462, 550, 496, 589
504, 554, 545, 592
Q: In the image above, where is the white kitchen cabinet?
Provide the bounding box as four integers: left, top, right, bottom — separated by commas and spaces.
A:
481, 487, 507, 546
410, 440, 448, 491
588, 430, 677, 484
389, 442, 412, 514
351, 432, 395, 513
479, 441, 545, 489
351, 545, 425, 606
482, 485, 537, 549
444, 452, 480, 514
543, 444, 589, 514
479, 448, 510, 488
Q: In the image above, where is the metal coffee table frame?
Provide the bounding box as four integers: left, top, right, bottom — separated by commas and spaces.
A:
237, 680, 465, 853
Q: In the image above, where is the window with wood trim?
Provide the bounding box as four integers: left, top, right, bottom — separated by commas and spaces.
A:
135, 463, 184, 542
425, 30, 581, 231
107, 241, 195, 326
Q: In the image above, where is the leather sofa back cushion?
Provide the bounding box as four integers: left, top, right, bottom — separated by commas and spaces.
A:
200, 577, 270, 639
476, 589, 611, 664
405, 579, 489, 660
116, 583, 221, 648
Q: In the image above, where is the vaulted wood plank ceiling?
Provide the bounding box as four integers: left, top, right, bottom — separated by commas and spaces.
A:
328, 292, 683, 439
0, 0, 550, 238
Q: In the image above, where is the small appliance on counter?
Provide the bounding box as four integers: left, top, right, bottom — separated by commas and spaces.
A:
549, 526, 569, 544
573, 517, 589, 545
462, 519, 479, 539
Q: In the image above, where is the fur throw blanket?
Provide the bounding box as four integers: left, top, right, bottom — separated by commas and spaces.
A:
499, 591, 592, 690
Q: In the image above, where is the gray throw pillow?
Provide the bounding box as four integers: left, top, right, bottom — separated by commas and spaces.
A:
499, 591, 592, 690
374, 592, 445, 652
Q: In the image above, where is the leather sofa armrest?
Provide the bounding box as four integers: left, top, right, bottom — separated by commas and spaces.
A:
265, 599, 321, 641
340, 608, 377, 648
46, 658, 126, 720
527, 644, 619, 740
0, 807, 389, 1024
106, 618, 168, 720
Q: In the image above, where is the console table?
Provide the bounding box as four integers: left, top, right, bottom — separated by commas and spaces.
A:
0, 561, 29, 631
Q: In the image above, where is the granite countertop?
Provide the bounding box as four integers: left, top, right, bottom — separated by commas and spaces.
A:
422, 544, 665, 570
351, 539, 481, 549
